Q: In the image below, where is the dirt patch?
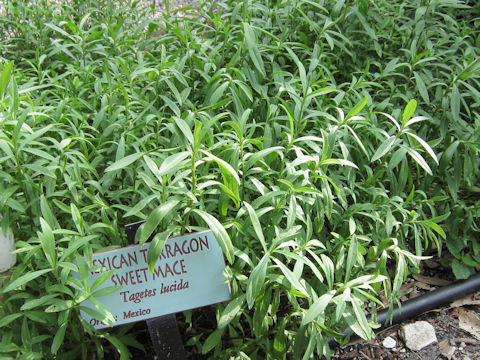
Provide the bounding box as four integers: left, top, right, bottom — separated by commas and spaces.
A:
333, 294, 480, 360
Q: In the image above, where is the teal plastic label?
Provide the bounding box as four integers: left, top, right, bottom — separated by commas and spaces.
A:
79, 230, 231, 329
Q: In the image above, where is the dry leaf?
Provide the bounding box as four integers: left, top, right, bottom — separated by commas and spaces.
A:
438, 339, 455, 360
451, 307, 467, 318
415, 282, 433, 291
399, 281, 415, 295
452, 337, 478, 345
450, 293, 480, 309
412, 274, 451, 286
458, 310, 480, 340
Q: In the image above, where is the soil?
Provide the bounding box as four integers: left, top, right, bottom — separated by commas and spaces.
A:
332, 299, 480, 360
332, 258, 480, 360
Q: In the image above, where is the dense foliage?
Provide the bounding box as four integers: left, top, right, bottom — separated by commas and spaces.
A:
0, 0, 479, 359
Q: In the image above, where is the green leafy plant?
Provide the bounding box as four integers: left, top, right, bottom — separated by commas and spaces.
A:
0, 0, 479, 359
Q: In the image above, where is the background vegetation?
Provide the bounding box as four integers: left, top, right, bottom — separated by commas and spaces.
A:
0, 0, 479, 359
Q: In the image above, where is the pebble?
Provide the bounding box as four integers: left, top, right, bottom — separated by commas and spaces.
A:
382, 336, 397, 349
401, 321, 438, 351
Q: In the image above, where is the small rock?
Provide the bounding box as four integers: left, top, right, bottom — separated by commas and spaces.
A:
401, 321, 438, 351
439, 339, 456, 360
382, 336, 397, 349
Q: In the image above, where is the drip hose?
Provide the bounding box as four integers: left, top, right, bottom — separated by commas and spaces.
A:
329, 272, 480, 345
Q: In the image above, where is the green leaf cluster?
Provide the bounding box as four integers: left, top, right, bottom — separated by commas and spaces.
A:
0, 0, 479, 359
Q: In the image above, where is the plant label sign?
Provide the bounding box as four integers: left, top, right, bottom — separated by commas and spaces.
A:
79, 230, 230, 329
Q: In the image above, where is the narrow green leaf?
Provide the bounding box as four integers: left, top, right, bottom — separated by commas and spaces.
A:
451, 84, 460, 122
345, 97, 368, 121
200, 149, 240, 185
79, 305, 108, 323
209, 81, 229, 106
246, 254, 269, 308
0, 60, 14, 99
243, 23, 265, 77
275, 250, 324, 284
21, 294, 58, 311
51, 323, 67, 355
70, 203, 84, 235
116, 138, 126, 164
320, 254, 335, 290
244, 146, 284, 171
3, 269, 52, 293
355, 10, 377, 40
405, 132, 438, 164
301, 291, 335, 326
147, 230, 172, 272
271, 257, 307, 297
90, 297, 116, 326
157, 151, 190, 177
105, 153, 144, 172
350, 297, 373, 340
91, 285, 123, 299
414, 72, 429, 102
439, 140, 460, 172
39, 217, 56, 269
0, 313, 22, 327
90, 270, 116, 292
192, 209, 234, 264
286, 47, 308, 94
286, 195, 297, 229
75, 254, 89, 289
124, 194, 158, 218
9, 74, 18, 113
60, 235, 96, 262
244, 202, 267, 253
137, 200, 179, 246
45, 23, 73, 39
344, 235, 358, 282
202, 327, 225, 354
404, 116, 428, 128
388, 148, 408, 171
218, 294, 246, 329
44, 299, 74, 312
345, 125, 368, 156
423, 221, 446, 239
40, 195, 59, 229
402, 99, 417, 126
218, 183, 240, 208
345, 274, 387, 288
320, 158, 359, 169
393, 253, 406, 296
279, 103, 295, 139
103, 334, 131, 360
406, 148, 432, 175
371, 137, 396, 162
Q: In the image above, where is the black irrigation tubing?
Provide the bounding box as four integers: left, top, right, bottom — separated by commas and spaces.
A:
328, 272, 480, 346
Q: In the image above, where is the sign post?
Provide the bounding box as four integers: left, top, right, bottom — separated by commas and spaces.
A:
79, 222, 231, 359
125, 221, 186, 360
